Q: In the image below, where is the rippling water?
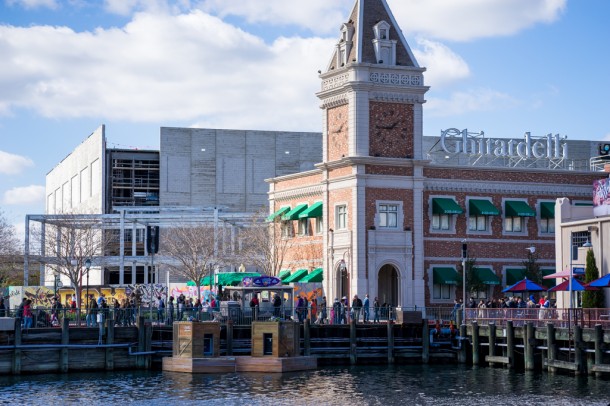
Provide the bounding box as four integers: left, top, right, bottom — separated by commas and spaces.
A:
0, 365, 608, 406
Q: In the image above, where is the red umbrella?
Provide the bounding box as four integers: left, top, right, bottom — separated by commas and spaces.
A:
547, 277, 599, 292
503, 277, 546, 293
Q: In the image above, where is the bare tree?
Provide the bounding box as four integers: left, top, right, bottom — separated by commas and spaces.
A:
0, 209, 21, 287
238, 214, 294, 277
32, 213, 111, 309
161, 223, 219, 306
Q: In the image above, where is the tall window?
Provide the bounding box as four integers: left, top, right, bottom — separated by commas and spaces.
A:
505, 216, 523, 232
432, 214, 450, 230
468, 215, 487, 231
433, 284, 451, 300
315, 217, 323, 234
540, 217, 555, 233
379, 204, 398, 228
281, 221, 293, 238
336, 205, 347, 229
298, 218, 309, 236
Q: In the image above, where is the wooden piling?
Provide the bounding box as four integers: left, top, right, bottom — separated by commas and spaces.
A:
594, 324, 603, 378
458, 324, 467, 364
546, 323, 556, 373
304, 319, 311, 356
136, 316, 146, 369
106, 315, 115, 371
60, 317, 69, 372
488, 323, 496, 366
574, 325, 584, 375
226, 321, 234, 356
472, 321, 480, 365
387, 321, 394, 365
422, 321, 429, 364
350, 319, 357, 365
524, 322, 534, 371
12, 318, 21, 375
506, 321, 514, 369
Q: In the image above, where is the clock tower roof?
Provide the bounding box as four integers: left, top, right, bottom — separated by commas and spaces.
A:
325, 0, 419, 72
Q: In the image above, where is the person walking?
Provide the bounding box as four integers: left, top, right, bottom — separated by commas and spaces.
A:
167, 296, 175, 325
23, 299, 33, 330
156, 296, 165, 324
363, 294, 370, 323
310, 293, 318, 323
332, 298, 342, 325
296, 296, 305, 323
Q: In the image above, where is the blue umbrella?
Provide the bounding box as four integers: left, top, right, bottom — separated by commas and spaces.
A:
502, 277, 546, 293
588, 273, 610, 288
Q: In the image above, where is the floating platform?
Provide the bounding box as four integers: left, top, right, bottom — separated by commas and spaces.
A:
162, 355, 317, 374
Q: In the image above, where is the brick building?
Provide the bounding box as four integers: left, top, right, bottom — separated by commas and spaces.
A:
266, 0, 606, 308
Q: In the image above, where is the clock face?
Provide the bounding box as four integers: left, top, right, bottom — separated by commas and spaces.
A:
328, 107, 348, 160
370, 103, 412, 158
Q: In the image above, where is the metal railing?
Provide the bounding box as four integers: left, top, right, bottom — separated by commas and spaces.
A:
5, 306, 609, 329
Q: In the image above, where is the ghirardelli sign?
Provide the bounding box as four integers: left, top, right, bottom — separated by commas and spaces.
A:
440, 129, 568, 160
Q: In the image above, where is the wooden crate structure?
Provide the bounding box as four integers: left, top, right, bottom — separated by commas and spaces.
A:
172, 322, 221, 358
395, 310, 422, 325
251, 321, 299, 358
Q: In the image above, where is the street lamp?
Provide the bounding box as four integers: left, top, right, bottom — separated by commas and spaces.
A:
461, 240, 467, 323
85, 258, 91, 310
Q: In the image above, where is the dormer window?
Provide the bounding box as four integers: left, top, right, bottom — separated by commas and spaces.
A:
373, 21, 397, 66
337, 22, 355, 68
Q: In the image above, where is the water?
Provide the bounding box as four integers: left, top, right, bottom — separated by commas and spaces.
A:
0, 365, 608, 406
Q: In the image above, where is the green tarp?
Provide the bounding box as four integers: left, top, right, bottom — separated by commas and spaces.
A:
300, 268, 323, 282
283, 268, 308, 283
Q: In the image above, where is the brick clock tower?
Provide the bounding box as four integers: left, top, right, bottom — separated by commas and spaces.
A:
317, 0, 428, 308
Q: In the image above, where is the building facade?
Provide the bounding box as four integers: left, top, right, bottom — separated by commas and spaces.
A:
266, 0, 606, 308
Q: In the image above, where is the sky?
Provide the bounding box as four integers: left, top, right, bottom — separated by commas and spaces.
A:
0, 0, 609, 242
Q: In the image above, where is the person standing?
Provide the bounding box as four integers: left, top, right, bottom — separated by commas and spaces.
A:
363, 294, 370, 323
250, 293, 259, 321
332, 298, 342, 324
0, 296, 6, 317
373, 297, 380, 323
296, 296, 305, 323
310, 293, 318, 323
272, 293, 282, 317
23, 299, 33, 329
167, 296, 175, 325
351, 295, 363, 323
319, 296, 327, 324
156, 296, 165, 324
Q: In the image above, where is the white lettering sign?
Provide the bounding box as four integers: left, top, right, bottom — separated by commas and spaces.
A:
440, 129, 568, 160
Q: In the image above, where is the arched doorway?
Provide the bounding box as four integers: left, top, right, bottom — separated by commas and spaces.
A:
335, 263, 350, 301
378, 264, 399, 307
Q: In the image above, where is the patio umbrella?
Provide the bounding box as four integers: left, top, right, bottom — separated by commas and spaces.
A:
547, 277, 599, 292
543, 268, 585, 279
502, 277, 546, 293
587, 273, 610, 288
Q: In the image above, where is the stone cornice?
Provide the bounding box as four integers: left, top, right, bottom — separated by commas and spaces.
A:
320, 94, 350, 109
272, 185, 324, 201
316, 156, 430, 170
265, 168, 322, 184
425, 178, 592, 196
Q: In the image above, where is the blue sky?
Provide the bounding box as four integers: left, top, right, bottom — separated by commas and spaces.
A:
1, 0, 609, 241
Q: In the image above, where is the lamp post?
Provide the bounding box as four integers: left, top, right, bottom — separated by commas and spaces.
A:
461, 240, 467, 324
85, 258, 91, 310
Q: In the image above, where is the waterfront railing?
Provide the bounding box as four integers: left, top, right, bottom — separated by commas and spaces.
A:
4, 306, 609, 329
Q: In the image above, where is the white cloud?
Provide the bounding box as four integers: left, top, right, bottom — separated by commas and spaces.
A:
0, 11, 333, 131
199, 0, 351, 35
6, 0, 58, 9
390, 0, 566, 41
0, 150, 34, 174
412, 38, 470, 88
2, 185, 45, 205
426, 88, 519, 117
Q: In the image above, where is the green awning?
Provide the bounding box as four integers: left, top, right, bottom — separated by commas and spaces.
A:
506, 268, 526, 286
542, 269, 556, 289
433, 267, 460, 285
216, 272, 261, 286
278, 269, 291, 280
574, 202, 593, 206
432, 198, 463, 215
282, 204, 308, 220
540, 202, 555, 219
469, 199, 500, 216
299, 201, 323, 218
300, 268, 323, 282
474, 268, 500, 285
267, 206, 290, 222
505, 200, 536, 217
283, 268, 308, 283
